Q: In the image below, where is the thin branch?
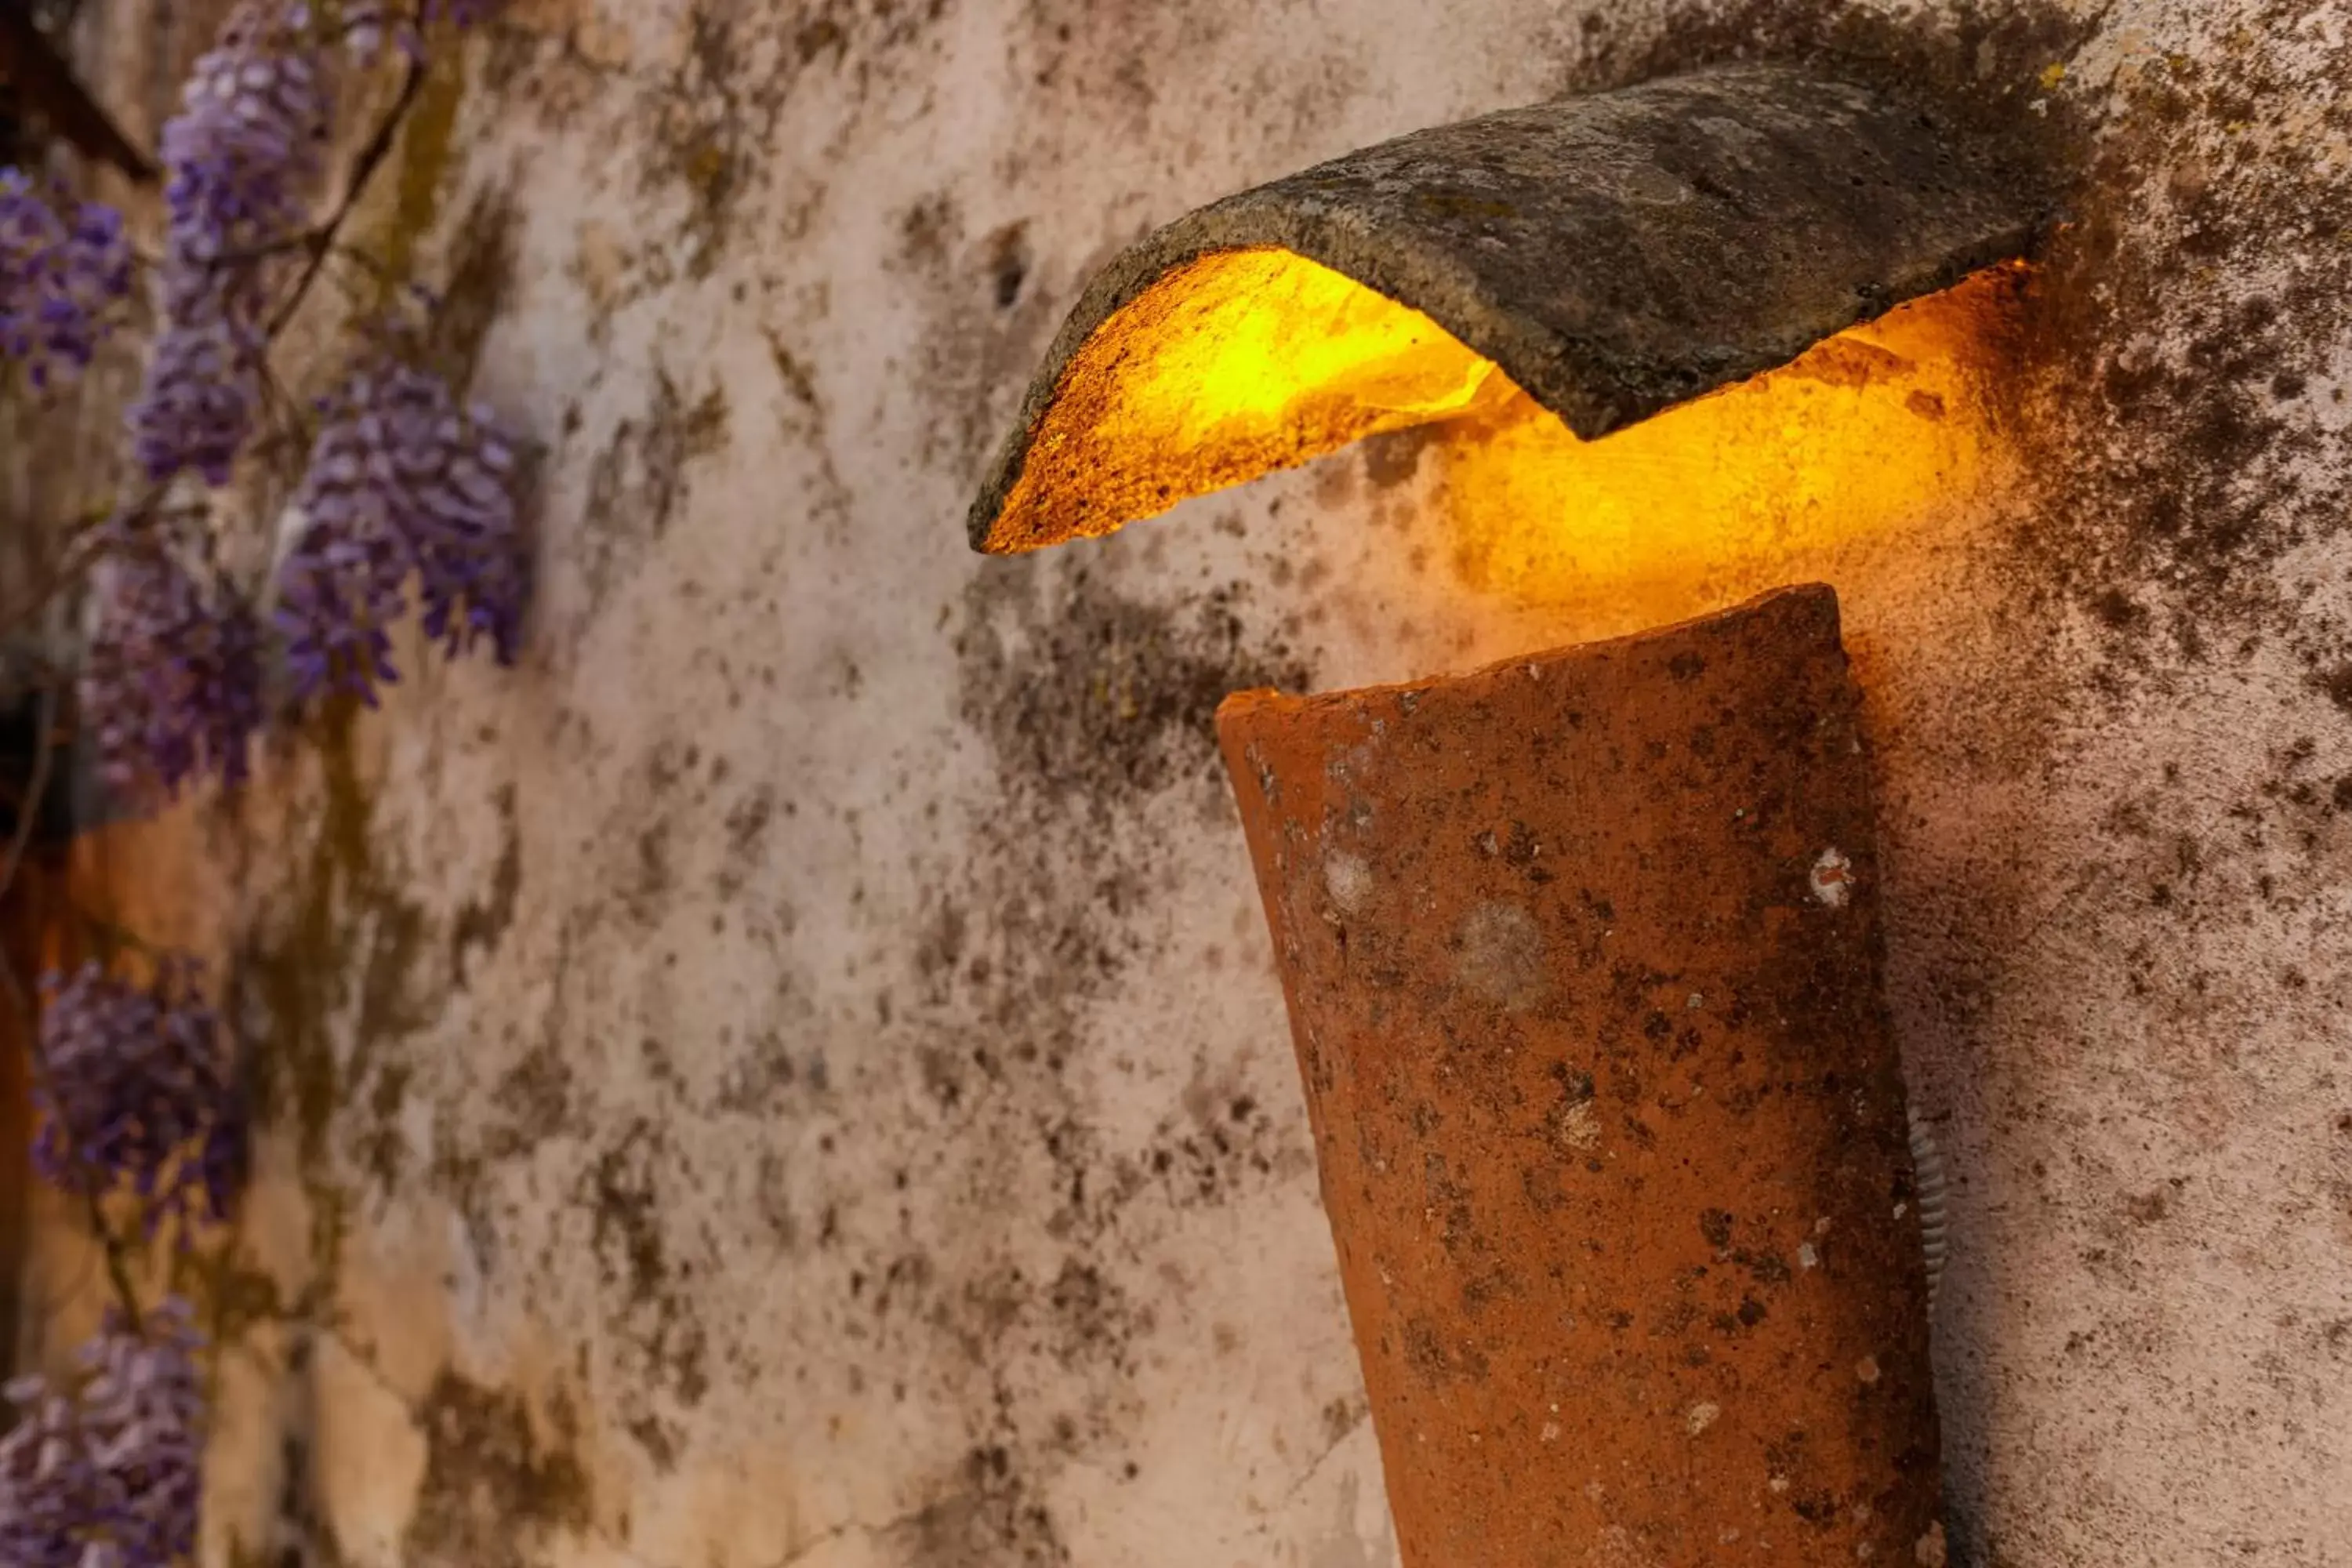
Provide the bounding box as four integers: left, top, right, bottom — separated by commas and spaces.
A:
80, 1192, 143, 1325
256, 354, 312, 462
326, 241, 398, 285
0, 467, 198, 643
205, 230, 341, 271
0, 506, 122, 642
267, 60, 427, 339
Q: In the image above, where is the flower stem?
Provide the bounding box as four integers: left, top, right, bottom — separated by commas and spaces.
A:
267, 58, 428, 340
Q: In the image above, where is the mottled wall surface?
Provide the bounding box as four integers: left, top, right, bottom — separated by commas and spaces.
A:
20, 1, 2352, 1565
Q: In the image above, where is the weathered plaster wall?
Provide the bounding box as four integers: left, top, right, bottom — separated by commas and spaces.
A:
19, 1, 2352, 1565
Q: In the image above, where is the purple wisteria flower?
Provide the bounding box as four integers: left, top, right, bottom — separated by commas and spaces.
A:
0, 1298, 207, 1568
127, 1, 328, 484
126, 316, 263, 487
0, 170, 132, 389
154, 3, 328, 320
0, 1372, 84, 1568
82, 542, 267, 798
33, 960, 240, 1240
344, 0, 506, 63
278, 346, 526, 705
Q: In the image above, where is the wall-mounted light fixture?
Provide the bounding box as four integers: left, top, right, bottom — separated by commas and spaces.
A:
968, 62, 2050, 1568
968, 64, 2041, 564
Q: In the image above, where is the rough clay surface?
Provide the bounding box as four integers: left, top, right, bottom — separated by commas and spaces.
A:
1220, 586, 1942, 1568
8, 2, 2352, 1567
970, 62, 2048, 549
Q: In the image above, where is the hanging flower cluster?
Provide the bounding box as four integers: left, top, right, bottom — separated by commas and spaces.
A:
50, 0, 529, 797
81, 543, 270, 798
0, 169, 132, 388
32, 959, 244, 1239
278, 339, 526, 706
0, 3, 524, 1564
129, 0, 328, 485
7, 956, 231, 1563
0, 1299, 208, 1568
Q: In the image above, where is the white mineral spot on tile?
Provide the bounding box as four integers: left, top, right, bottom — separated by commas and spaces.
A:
1454, 902, 1547, 1009
1810, 847, 1855, 908
1685, 1402, 1721, 1436
1323, 850, 1374, 913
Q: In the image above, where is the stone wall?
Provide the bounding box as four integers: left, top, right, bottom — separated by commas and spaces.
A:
16, 1, 2352, 1564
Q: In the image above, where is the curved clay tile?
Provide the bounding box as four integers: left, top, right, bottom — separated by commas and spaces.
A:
967, 62, 2051, 555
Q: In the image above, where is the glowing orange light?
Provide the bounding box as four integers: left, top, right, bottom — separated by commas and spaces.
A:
986, 249, 1519, 554
985, 247, 2024, 623
1425, 270, 2021, 622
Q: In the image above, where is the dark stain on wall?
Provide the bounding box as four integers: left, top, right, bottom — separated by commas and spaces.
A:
428, 183, 522, 400
762, 559, 1319, 1562
641, 5, 793, 279
579, 366, 733, 618
449, 782, 522, 987
958, 561, 1310, 816
2020, 18, 2352, 637
403, 1370, 594, 1567
894, 189, 1073, 478
229, 714, 437, 1186
900, 1442, 1070, 1567
578, 1115, 713, 1421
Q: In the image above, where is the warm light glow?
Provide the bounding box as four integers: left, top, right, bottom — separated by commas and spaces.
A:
987, 249, 1518, 553
1428, 269, 2020, 615
985, 248, 2024, 615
